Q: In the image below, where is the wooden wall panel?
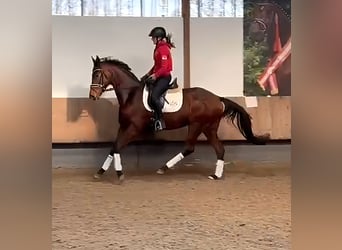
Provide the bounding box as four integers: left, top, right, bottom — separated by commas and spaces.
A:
52, 97, 291, 143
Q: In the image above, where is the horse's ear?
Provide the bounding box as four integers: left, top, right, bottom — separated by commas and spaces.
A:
245, 1, 257, 7
91, 56, 96, 64
96, 55, 100, 62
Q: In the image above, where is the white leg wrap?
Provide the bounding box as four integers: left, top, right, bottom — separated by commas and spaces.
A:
166, 153, 184, 168
113, 153, 122, 171
214, 160, 224, 178
101, 155, 113, 171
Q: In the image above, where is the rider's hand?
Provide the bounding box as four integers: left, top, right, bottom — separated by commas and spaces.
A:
140, 74, 149, 82
147, 74, 156, 81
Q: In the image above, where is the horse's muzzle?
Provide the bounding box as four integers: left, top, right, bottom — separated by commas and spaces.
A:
89, 94, 97, 100
249, 23, 266, 42
249, 30, 265, 42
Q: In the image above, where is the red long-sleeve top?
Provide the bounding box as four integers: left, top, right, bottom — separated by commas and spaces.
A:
148, 40, 173, 78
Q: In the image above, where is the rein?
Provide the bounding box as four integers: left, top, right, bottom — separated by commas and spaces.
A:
90, 68, 141, 92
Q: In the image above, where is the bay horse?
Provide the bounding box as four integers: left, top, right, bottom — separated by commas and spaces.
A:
88, 55, 269, 182
248, 1, 291, 96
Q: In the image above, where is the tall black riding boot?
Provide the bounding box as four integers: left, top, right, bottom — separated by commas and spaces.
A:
154, 104, 165, 131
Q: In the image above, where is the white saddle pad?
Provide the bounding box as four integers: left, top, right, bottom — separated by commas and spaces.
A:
142, 85, 183, 113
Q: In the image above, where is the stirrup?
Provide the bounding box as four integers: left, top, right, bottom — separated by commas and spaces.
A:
154, 120, 165, 131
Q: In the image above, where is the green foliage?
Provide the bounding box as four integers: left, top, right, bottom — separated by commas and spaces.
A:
243, 37, 269, 96
243, 4, 270, 96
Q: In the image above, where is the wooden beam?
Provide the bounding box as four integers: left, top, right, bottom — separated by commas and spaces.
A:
182, 0, 190, 88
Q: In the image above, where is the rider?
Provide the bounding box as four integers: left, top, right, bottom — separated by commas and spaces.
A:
142, 26, 175, 131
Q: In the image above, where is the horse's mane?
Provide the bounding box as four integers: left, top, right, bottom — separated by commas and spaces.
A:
100, 56, 140, 82
256, 1, 291, 21
271, 1, 291, 21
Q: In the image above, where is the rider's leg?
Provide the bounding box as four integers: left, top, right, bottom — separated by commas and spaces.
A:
150, 75, 171, 130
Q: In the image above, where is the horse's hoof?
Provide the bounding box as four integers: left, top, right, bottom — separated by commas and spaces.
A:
93, 173, 102, 180
156, 166, 168, 175
156, 168, 165, 175
208, 174, 220, 180
118, 174, 125, 184
93, 169, 105, 180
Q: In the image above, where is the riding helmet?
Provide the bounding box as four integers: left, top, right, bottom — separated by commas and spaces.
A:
148, 27, 166, 38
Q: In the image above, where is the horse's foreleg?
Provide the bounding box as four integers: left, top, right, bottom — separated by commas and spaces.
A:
203, 124, 225, 180
94, 125, 138, 182
112, 125, 139, 181
111, 148, 124, 181
93, 146, 116, 179
157, 123, 202, 175
94, 148, 124, 181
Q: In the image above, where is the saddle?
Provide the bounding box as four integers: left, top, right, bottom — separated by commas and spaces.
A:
168, 78, 179, 90
145, 77, 179, 108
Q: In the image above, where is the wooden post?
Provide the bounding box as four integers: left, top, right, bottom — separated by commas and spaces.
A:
140, 0, 144, 16
80, 0, 84, 16
182, 0, 190, 88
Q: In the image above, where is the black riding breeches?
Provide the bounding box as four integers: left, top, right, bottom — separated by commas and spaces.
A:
150, 75, 171, 119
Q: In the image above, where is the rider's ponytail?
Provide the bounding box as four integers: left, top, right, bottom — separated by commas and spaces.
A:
166, 33, 176, 48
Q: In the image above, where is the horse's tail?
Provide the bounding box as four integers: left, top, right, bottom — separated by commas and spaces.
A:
219, 97, 270, 145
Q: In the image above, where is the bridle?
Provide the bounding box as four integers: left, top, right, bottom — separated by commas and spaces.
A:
249, 3, 275, 35
252, 18, 268, 34
89, 66, 141, 100
90, 68, 114, 92
250, 1, 291, 35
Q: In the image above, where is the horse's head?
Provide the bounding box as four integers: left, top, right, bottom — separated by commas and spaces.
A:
89, 56, 141, 105
89, 56, 114, 100
248, 3, 275, 42
248, 1, 291, 43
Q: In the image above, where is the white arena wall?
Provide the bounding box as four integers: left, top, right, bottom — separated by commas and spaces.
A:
52, 16, 243, 98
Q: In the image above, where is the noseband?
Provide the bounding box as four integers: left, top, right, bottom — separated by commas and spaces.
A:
90, 68, 114, 92
252, 18, 267, 33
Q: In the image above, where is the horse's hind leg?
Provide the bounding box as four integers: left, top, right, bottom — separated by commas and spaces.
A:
203, 122, 225, 180
156, 123, 202, 175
